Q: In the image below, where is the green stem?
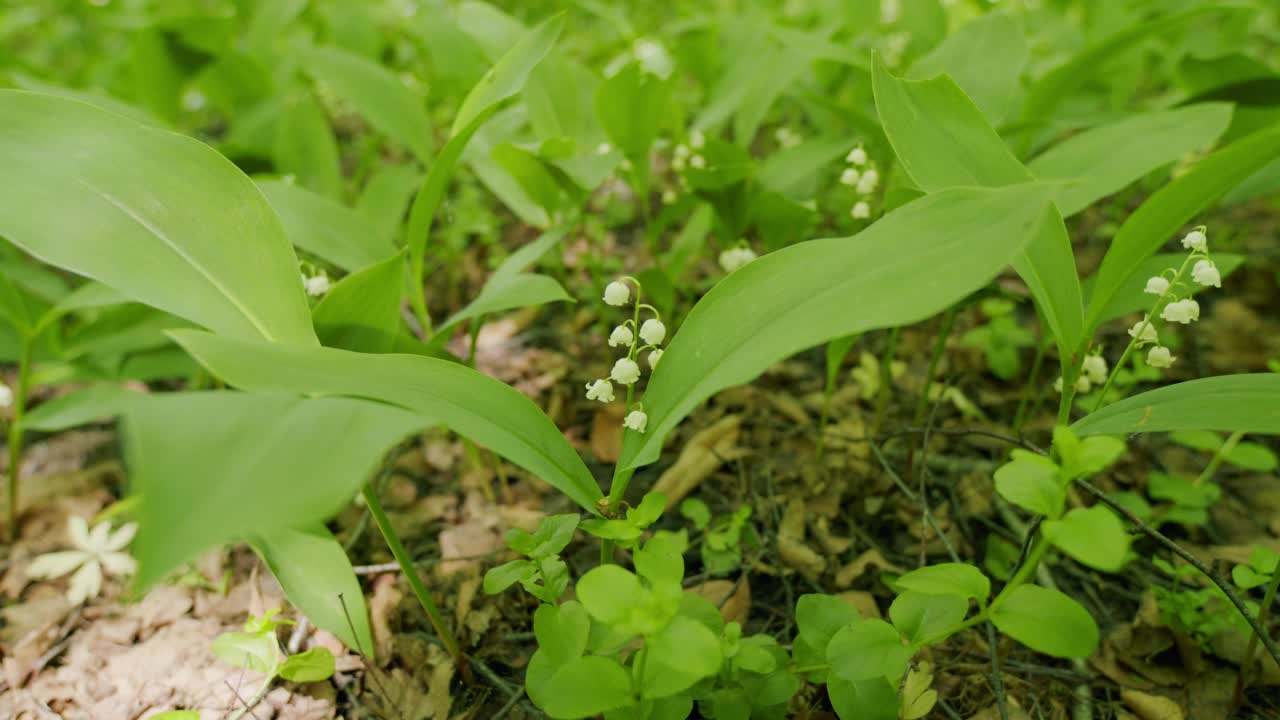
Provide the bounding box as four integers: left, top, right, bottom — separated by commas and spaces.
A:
1237, 561, 1280, 695
1195, 430, 1242, 487
913, 308, 958, 428
7, 337, 33, 543
360, 482, 462, 663
1013, 337, 1047, 435
872, 326, 901, 434
228, 676, 275, 720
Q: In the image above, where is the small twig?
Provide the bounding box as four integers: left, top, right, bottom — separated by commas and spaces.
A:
224, 678, 270, 720
1078, 479, 1280, 669
985, 621, 1010, 720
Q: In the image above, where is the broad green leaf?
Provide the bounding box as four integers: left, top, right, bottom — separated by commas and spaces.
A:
1042, 506, 1131, 572
908, 12, 1028, 124
990, 585, 1098, 658
483, 559, 536, 594
1074, 374, 1280, 436
1053, 426, 1126, 479
506, 513, 579, 558
616, 184, 1054, 473
129, 28, 183, 124
170, 331, 604, 512
758, 137, 855, 200
576, 565, 643, 625
356, 164, 420, 245
278, 647, 336, 682
643, 616, 723, 698
437, 273, 569, 338
534, 601, 590, 664
1022, 6, 1243, 120
827, 676, 897, 720
274, 90, 342, 199
536, 655, 633, 719
0, 90, 316, 345
889, 591, 967, 646
1084, 123, 1280, 333
11, 75, 164, 128
212, 630, 278, 674
795, 594, 861, 654
894, 563, 991, 603
827, 619, 912, 682
994, 450, 1064, 518
21, 383, 140, 432
312, 251, 406, 353
301, 45, 433, 164
126, 392, 425, 588
492, 142, 571, 216
595, 63, 669, 160
257, 179, 399, 272
453, 13, 565, 135
872, 58, 1084, 360
1027, 104, 1233, 216
252, 525, 374, 655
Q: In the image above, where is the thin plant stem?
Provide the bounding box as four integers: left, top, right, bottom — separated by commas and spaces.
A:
6, 337, 33, 542
873, 326, 901, 434
1235, 561, 1280, 705
1195, 430, 1242, 487
913, 308, 958, 428
359, 482, 463, 666
227, 677, 273, 720
1013, 336, 1047, 435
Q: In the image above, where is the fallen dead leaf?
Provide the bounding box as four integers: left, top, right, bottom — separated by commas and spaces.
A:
1122, 690, 1184, 720
835, 591, 882, 620
777, 499, 826, 580
836, 549, 903, 588
651, 415, 747, 510
369, 574, 402, 663
688, 579, 751, 625
590, 402, 627, 463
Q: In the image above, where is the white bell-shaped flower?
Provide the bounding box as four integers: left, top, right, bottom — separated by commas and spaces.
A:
718, 246, 758, 273
840, 168, 860, 186
855, 169, 879, 195
639, 318, 666, 345
608, 325, 634, 348
689, 155, 707, 169
690, 130, 705, 149
304, 275, 331, 296
0, 382, 12, 408
1144, 276, 1170, 295
1127, 321, 1159, 345
847, 147, 868, 166
850, 201, 871, 219
604, 280, 631, 306
1192, 260, 1221, 288
1147, 346, 1175, 368
610, 357, 641, 385
648, 349, 663, 369
1181, 229, 1208, 253
1053, 377, 1065, 393
1082, 355, 1108, 384
674, 144, 691, 160
1074, 375, 1092, 393
623, 409, 648, 433
585, 379, 615, 403
1161, 298, 1200, 324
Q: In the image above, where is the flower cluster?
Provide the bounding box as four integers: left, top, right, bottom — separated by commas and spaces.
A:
719, 244, 758, 274
588, 278, 668, 433
839, 146, 879, 220
301, 272, 331, 297
671, 129, 707, 173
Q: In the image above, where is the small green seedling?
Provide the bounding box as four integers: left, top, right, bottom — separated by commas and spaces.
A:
212, 609, 336, 699
483, 513, 580, 603
680, 498, 757, 575
1152, 558, 1251, 650
960, 297, 1035, 381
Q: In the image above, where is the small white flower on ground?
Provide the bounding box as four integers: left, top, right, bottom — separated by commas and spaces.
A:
639, 318, 666, 345
719, 246, 758, 273
304, 276, 331, 296
623, 409, 648, 433
603, 280, 630, 306
1053, 377, 1065, 393
851, 201, 871, 219
1147, 346, 1175, 368
855, 169, 879, 195
840, 168, 860, 186
596, 142, 612, 155
1074, 375, 1092, 393
1181, 229, 1208, 253
648, 349, 663, 369
847, 147, 868, 166
0, 382, 12, 408
1082, 355, 1108, 384
608, 325, 634, 348
690, 130, 705, 149
1192, 259, 1221, 288
1161, 298, 1200, 324
1127, 321, 1158, 345
690, 155, 706, 169
1144, 276, 1170, 295
27, 516, 137, 605
610, 357, 641, 385
585, 379, 615, 403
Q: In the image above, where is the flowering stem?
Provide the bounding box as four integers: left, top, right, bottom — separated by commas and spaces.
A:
6, 337, 32, 543
359, 482, 463, 666
1090, 254, 1194, 414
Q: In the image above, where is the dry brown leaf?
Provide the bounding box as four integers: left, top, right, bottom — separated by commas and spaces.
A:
968, 697, 1029, 720
651, 415, 746, 510
836, 549, 903, 588
777, 500, 826, 580
835, 591, 881, 620
1122, 690, 1184, 720
688, 580, 751, 625
369, 574, 402, 663
590, 402, 627, 463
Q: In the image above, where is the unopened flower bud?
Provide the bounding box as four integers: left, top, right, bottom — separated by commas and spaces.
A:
1144, 276, 1170, 295
1147, 346, 1175, 368
639, 318, 666, 345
